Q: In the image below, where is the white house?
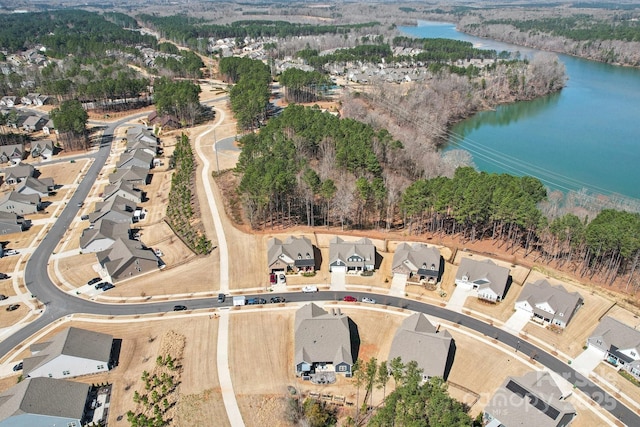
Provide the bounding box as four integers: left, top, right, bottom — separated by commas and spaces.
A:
515, 279, 583, 329
455, 257, 510, 302
587, 316, 640, 378
23, 327, 114, 379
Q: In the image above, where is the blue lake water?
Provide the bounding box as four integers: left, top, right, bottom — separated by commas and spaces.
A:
400, 21, 640, 200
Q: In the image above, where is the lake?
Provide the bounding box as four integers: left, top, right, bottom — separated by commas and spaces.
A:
400, 21, 640, 200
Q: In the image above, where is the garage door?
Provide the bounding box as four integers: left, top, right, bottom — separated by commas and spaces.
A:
331, 266, 347, 273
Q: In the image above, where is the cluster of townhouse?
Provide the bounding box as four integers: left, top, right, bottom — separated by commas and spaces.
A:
0, 327, 116, 425
79, 127, 162, 283
0, 162, 56, 235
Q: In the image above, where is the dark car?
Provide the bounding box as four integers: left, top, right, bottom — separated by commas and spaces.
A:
12, 362, 22, 372
102, 283, 115, 291
270, 296, 286, 304
87, 277, 102, 286
343, 295, 357, 302
173, 305, 187, 311
0, 294, 7, 301
6, 304, 19, 311
217, 293, 226, 303
0, 273, 9, 280
95, 282, 108, 290
247, 298, 267, 305
81, 214, 90, 221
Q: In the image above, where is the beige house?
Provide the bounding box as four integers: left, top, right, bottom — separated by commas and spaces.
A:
267, 236, 315, 273
96, 238, 159, 282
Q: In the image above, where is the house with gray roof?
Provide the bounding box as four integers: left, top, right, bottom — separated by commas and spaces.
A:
388, 313, 454, 381
108, 165, 149, 186
0, 212, 27, 235
88, 195, 136, 224
80, 219, 131, 253
126, 127, 158, 147
587, 316, 640, 378
0, 191, 40, 215
30, 139, 54, 159
267, 236, 316, 273
102, 181, 143, 204
515, 280, 583, 329
23, 327, 114, 379
42, 119, 55, 136
16, 176, 54, 197
484, 371, 576, 427
392, 243, 441, 283
0, 96, 17, 108
97, 238, 159, 282
117, 148, 155, 170
22, 115, 46, 132
455, 257, 510, 302
0, 377, 90, 427
328, 236, 376, 273
0, 144, 24, 165
3, 163, 34, 184
295, 303, 354, 378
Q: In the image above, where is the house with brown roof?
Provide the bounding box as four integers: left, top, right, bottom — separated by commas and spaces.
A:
388, 313, 454, 381
267, 236, 316, 273
455, 257, 511, 302
515, 279, 583, 329
392, 243, 442, 283
97, 238, 159, 282
0, 191, 40, 215
328, 236, 376, 273
484, 371, 576, 427
0, 377, 91, 426
587, 316, 640, 378
80, 219, 131, 253
22, 327, 114, 379
295, 303, 355, 380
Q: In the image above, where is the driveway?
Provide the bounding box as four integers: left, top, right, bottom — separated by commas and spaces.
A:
389, 273, 407, 297
503, 309, 531, 334
330, 271, 346, 291
445, 285, 473, 312
572, 346, 605, 375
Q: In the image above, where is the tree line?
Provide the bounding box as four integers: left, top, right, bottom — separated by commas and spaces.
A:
278, 68, 332, 103
152, 78, 203, 127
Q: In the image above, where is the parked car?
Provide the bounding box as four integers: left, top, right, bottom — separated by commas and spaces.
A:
0, 294, 7, 300
270, 296, 285, 303
278, 273, 286, 284
173, 305, 187, 311
0, 273, 9, 280
247, 298, 266, 305
80, 214, 90, 221
6, 304, 19, 311
87, 277, 101, 286
217, 293, 226, 303
95, 282, 108, 290
302, 285, 318, 293
154, 249, 164, 257
76, 202, 84, 207
12, 362, 22, 372
361, 297, 376, 304
343, 295, 357, 302
102, 283, 115, 291
4, 249, 18, 256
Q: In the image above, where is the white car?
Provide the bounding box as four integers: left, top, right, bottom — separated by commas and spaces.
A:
361, 297, 376, 304
301, 285, 318, 293
4, 249, 19, 256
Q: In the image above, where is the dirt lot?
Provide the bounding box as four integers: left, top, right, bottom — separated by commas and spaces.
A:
0, 304, 30, 328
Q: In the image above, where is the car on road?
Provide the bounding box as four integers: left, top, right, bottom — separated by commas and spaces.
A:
4, 249, 18, 256
301, 285, 318, 293
270, 296, 285, 303
76, 202, 84, 207
217, 293, 226, 303
343, 295, 357, 302
173, 305, 187, 311
102, 283, 115, 291
12, 362, 22, 372
80, 214, 90, 221
6, 304, 19, 311
247, 298, 267, 305
361, 297, 376, 304
87, 277, 102, 286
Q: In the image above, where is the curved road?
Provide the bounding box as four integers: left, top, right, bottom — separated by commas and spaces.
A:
0, 115, 635, 425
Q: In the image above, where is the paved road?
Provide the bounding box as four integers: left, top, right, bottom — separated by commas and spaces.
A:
0, 115, 635, 424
